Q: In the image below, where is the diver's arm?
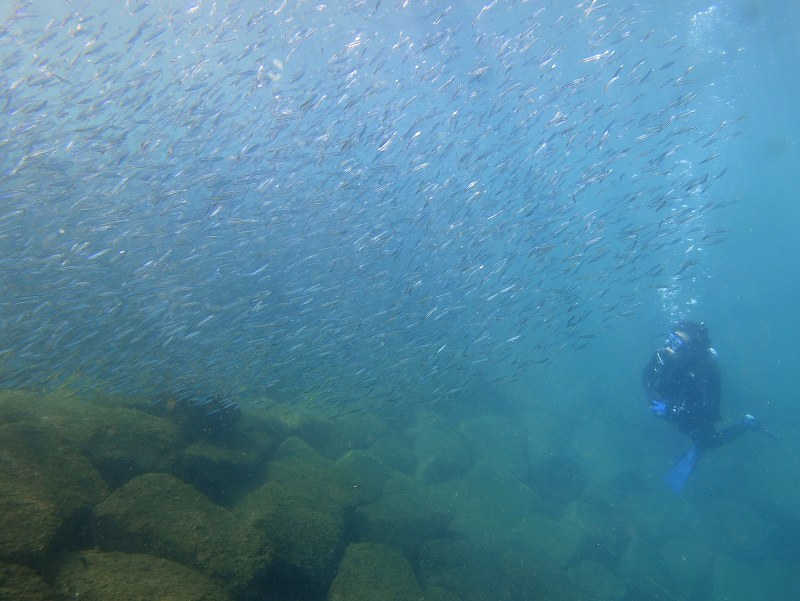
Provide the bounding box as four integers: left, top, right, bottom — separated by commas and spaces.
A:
702, 355, 722, 422
642, 353, 661, 398
643, 352, 677, 417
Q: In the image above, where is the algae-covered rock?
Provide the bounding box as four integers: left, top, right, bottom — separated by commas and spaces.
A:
510, 510, 586, 569
0, 390, 45, 423
369, 428, 418, 475
526, 452, 588, 512
561, 499, 630, 568
710, 554, 796, 600
567, 559, 626, 601
0, 421, 108, 565
173, 431, 276, 504
458, 414, 529, 482
79, 406, 183, 487
91, 472, 268, 593
284, 412, 387, 461
327, 542, 423, 601
238, 403, 292, 442
419, 539, 491, 601
581, 478, 689, 543
419, 538, 580, 601
657, 534, 715, 599
412, 420, 473, 484
56, 550, 230, 601
352, 472, 453, 557
237, 480, 344, 592
432, 461, 532, 546
710, 554, 761, 601
335, 449, 391, 505
235, 438, 359, 591
0, 563, 55, 601
0, 389, 182, 489
265, 436, 358, 512
148, 394, 243, 442
423, 587, 462, 601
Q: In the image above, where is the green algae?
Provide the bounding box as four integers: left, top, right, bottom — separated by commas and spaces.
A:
0, 420, 107, 565
1, 386, 779, 601
92, 472, 269, 592
173, 431, 276, 504
335, 449, 392, 505
235, 437, 359, 592
56, 551, 230, 601
0, 563, 55, 601
352, 472, 454, 558
327, 543, 423, 601
0, 389, 182, 488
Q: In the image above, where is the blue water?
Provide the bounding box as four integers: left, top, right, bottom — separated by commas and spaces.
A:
2, 0, 799, 599
0, 0, 750, 404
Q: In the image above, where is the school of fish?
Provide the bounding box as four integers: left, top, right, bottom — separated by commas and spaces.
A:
0, 0, 744, 413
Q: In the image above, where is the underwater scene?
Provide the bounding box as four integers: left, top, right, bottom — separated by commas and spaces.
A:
1, 0, 799, 599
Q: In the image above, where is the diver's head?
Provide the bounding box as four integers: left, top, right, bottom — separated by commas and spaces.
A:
666, 320, 709, 354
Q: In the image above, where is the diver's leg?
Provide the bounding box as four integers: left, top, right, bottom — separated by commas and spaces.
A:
703, 416, 755, 450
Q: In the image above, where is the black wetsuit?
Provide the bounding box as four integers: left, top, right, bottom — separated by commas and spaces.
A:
643, 346, 747, 451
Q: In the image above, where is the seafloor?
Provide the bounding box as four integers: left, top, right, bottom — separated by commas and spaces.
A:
0, 388, 787, 601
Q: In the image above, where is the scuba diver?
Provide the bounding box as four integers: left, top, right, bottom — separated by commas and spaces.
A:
643, 320, 774, 492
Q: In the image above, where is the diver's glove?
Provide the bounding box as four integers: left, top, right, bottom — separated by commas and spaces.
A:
650, 399, 668, 417
741, 414, 778, 439
742, 414, 758, 429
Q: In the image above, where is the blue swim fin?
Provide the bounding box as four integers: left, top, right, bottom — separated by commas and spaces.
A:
663, 445, 700, 493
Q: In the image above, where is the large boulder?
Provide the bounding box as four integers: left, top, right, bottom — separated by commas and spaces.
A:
91, 472, 269, 595
510, 510, 585, 569
244, 406, 387, 461
567, 559, 626, 601
0, 389, 182, 489
237, 480, 344, 592
0, 563, 55, 601
411, 420, 474, 484
0, 421, 107, 565
710, 553, 796, 601
458, 413, 529, 483
368, 429, 418, 475
147, 394, 244, 443
235, 437, 358, 595
287, 413, 387, 461
423, 587, 462, 601
526, 452, 589, 513
431, 461, 534, 545
561, 499, 631, 569
657, 534, 715, 600
56, 550, 230, 601
335, 449, 392, 506
78, 406, 183, 488
327, 542, 423, 601
419, 538, 581, 601
172, 430, 276, 505
352, 473, 454, 558
263, 436, 358, 512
